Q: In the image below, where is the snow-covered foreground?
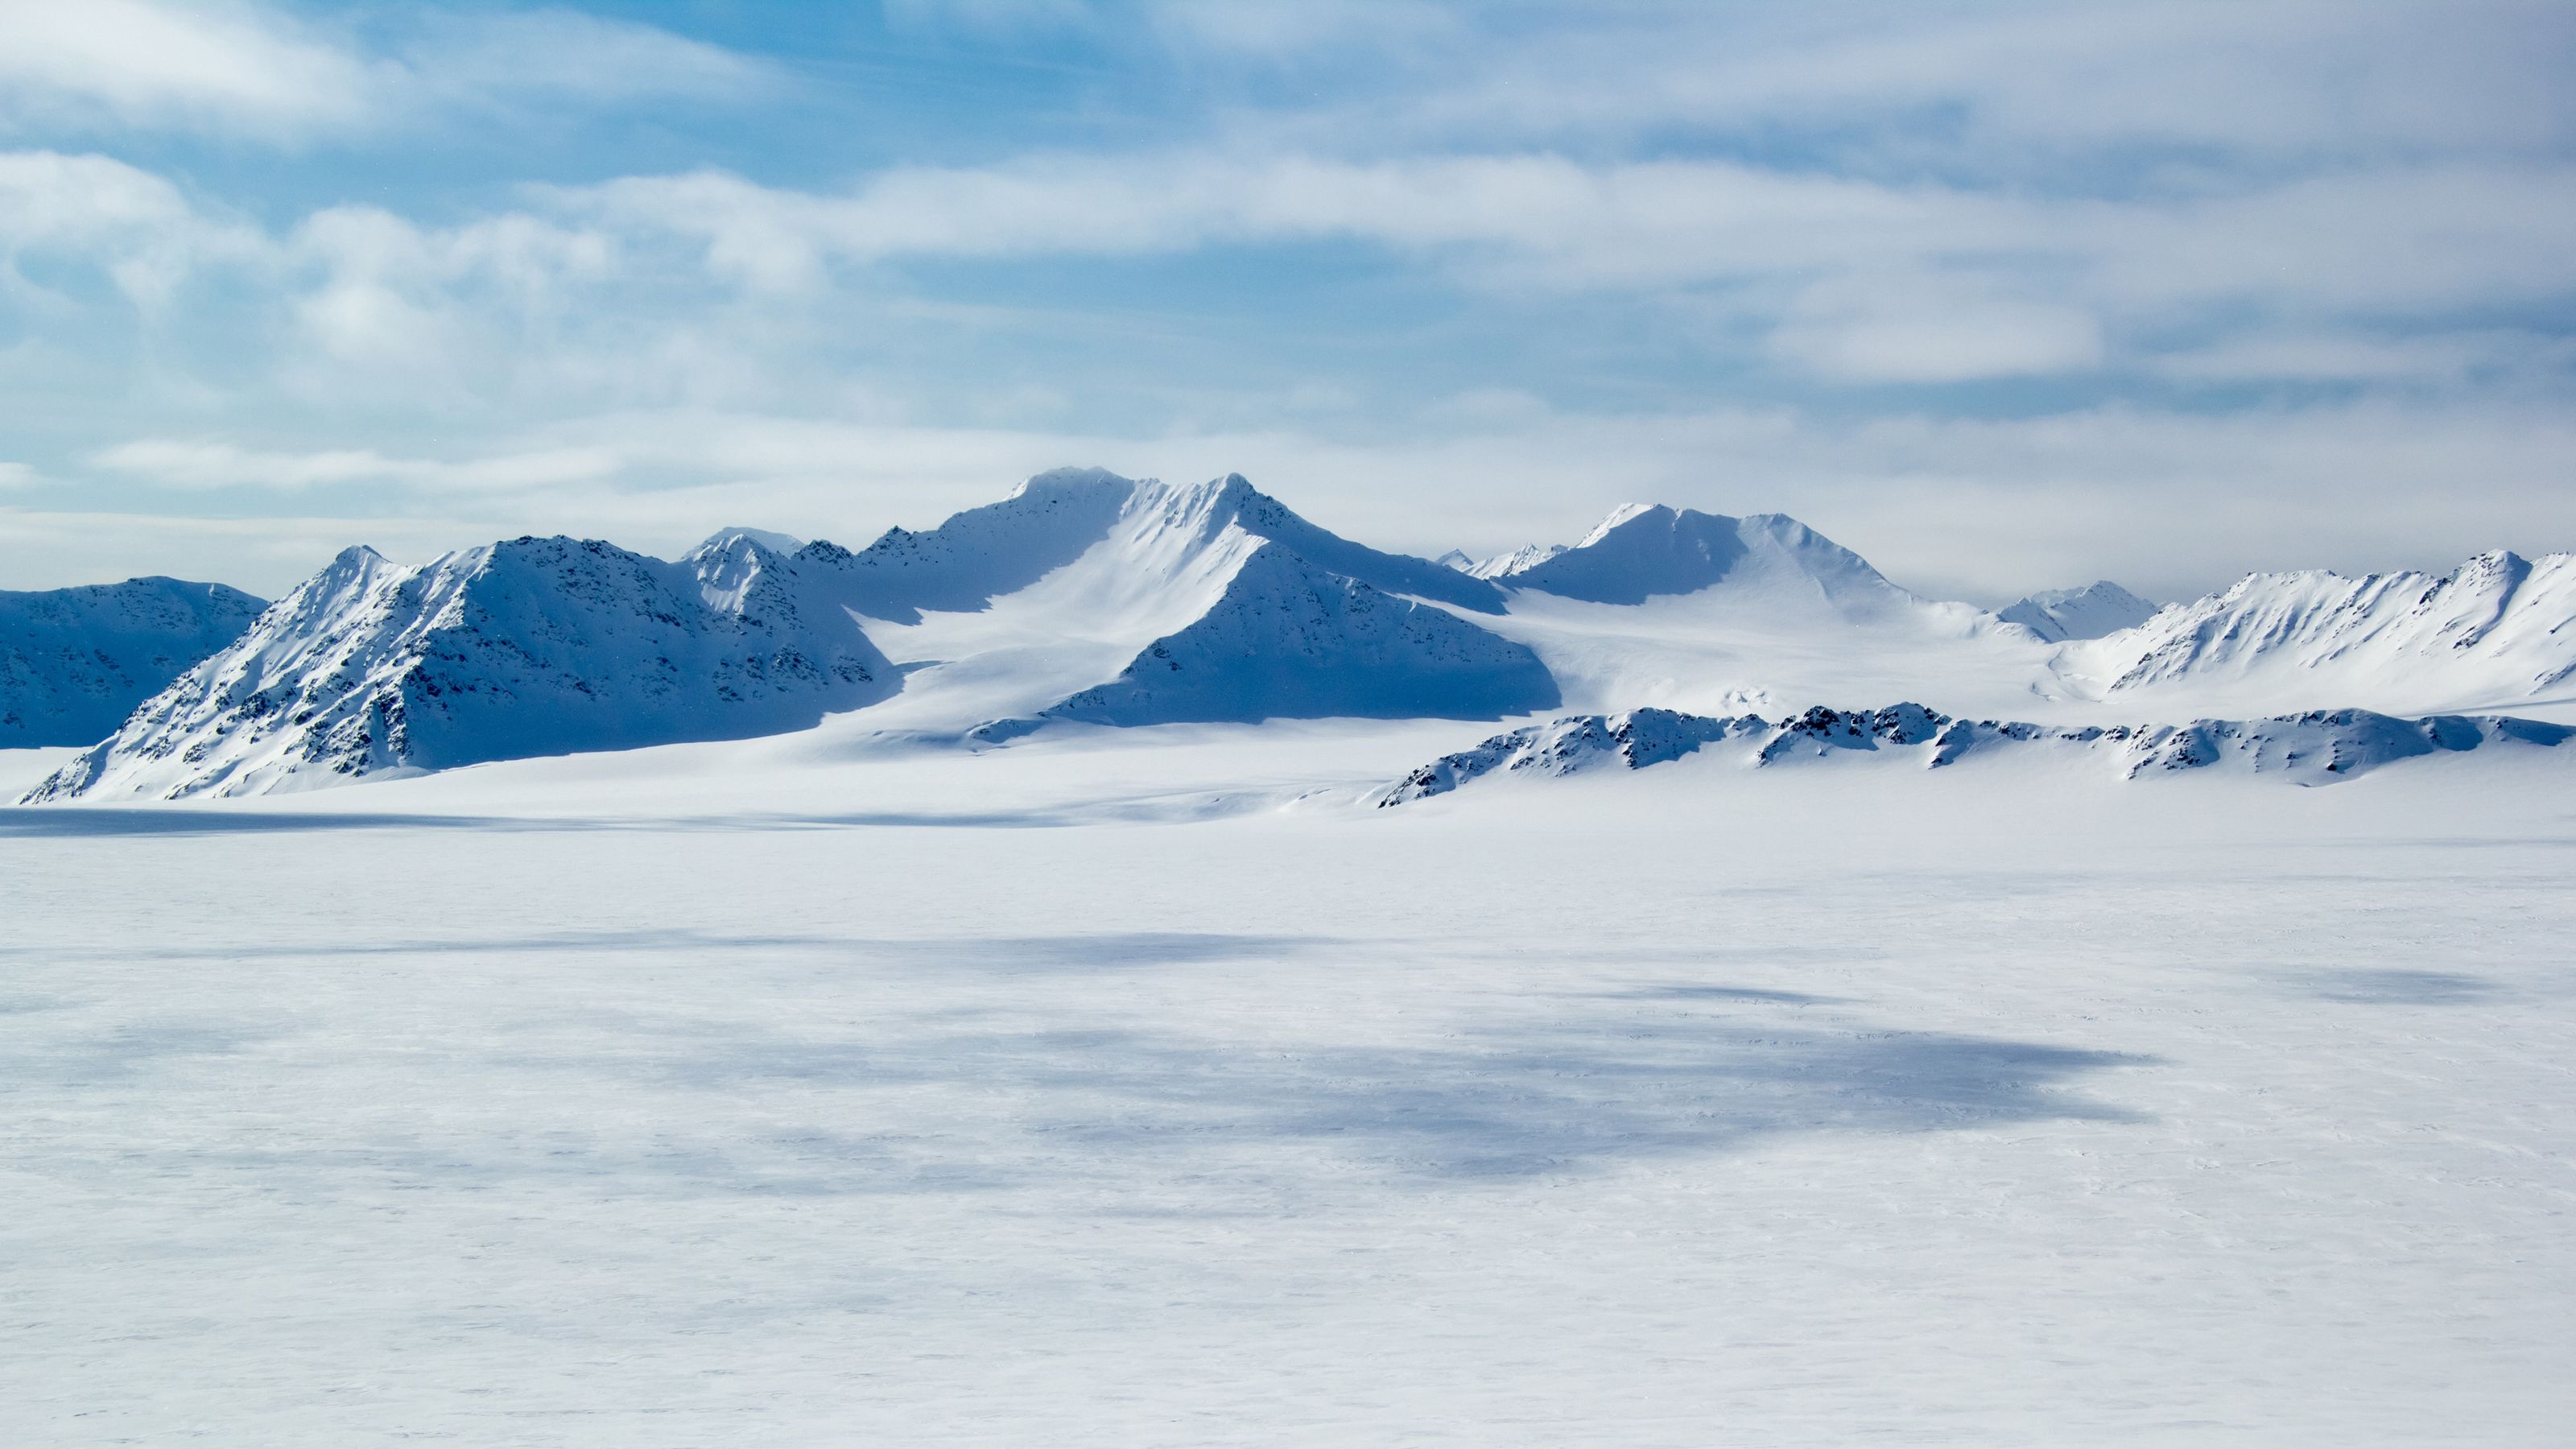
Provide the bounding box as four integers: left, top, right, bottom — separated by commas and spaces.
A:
6, 738, 2574, 1445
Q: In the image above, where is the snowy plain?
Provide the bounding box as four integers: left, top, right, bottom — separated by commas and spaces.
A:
5, 726, 2574, 1447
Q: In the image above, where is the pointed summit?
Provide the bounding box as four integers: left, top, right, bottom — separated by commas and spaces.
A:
1998, 581, 2157, 642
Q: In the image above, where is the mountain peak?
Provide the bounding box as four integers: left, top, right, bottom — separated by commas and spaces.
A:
1576, 503, 1665, 549
693, 526, 804, 558
1999, 581, 2158, 642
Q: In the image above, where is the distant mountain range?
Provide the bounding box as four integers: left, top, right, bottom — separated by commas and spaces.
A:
14, 467, 2576, 799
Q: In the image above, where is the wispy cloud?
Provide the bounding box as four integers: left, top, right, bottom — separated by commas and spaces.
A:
0, 0, 778, 140
0, 0, 375, 138
90, 438, 626, 493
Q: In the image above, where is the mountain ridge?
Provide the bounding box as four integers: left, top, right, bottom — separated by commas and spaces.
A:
2, 576, 267, 747
14, 469, 2575, 800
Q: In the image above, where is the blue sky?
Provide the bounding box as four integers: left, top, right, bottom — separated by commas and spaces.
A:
3, 0, 2574, 601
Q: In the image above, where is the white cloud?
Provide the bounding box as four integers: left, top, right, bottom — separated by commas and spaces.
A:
399, 9, 776, 109
1767, 275, 2106, 382
0, 150, 262, 307
1368, 2, 2576, 166
0, 0, 375, 136
0, 0, 777, 140
559, 149, 2576, 335
89, 439, 623, 493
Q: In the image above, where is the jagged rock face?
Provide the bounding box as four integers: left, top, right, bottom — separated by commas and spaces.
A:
1042, 543, 1560, 726
1378, 703, 2575, 803
1381, 707, 1769, 803
1999, 582, 2158, 642
2067, 551, 2576, 711
26, 536, 895, 800
0, 577, 266, 746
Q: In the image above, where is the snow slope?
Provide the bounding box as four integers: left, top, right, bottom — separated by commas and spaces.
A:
799, 470, 1525, 737
1, 577, 266, 746
1501, 505, 1887, 606
1466, 507, 2052, 718
828, 468, 1503, 628
1998, 580, 2157, 642
1381, 703, 2574, 803
1039, 543, 1559, 726
26, 536, 894, 799
2060, 550, 2576, 715
1442, 542, 1570, 579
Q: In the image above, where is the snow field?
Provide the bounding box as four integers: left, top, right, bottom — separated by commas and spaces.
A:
4, 750, 2574, 1445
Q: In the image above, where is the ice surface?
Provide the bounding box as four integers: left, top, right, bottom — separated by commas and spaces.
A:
5, 734, 2574, 1443
0, 576, 265, 745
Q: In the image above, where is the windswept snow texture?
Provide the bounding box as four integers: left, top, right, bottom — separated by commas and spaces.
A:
27, 536, 894, 799
1999, 581, 2158, 642
0, 578, 265, 745
1382, 703, 2574, 803
1044, 543, 1560, 726
2066, 551, 2576, 714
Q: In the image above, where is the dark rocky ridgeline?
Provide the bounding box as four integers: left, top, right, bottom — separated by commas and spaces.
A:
1377, 704, 2576, 804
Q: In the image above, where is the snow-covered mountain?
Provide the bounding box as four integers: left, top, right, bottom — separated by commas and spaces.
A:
18, 466, 2576, 802
835, 468, 1503, 628
1454, 503, 2047, 719
2059, 551, 2576, 715
808, 469, 1534, 736
1500, 504, 1898, 607
1381, 703, 2575, 804
2000, 581, 2158, 642
1040, 543, 1557, 726
26, 535, 894, 800
700, 526, 806, 557
2, 577, 266, 746
1442, 543, 1570, 580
